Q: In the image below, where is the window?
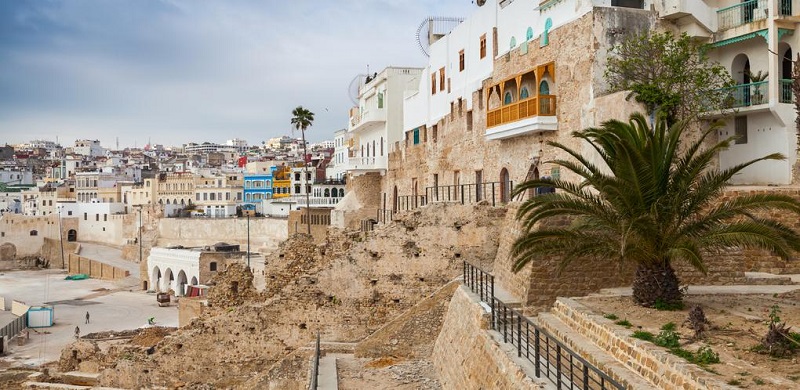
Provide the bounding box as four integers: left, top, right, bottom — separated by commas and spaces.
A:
380, 137, 384, 155
84, 212, 87, 220
196, 193, 200, 201
504, 91, 513, 105
30, 230, 37, 236
479, 34, 487, 59
439, 68, 445, 91
295, 185, 301, 194
526, 27, 534, 41
467, 110, 473, 132
431, 73, 437, 94
103, 214, 107, 221
95, 214, 99, 221
432, 125, 438, 143
377, 92, 384, 109
459, 50, 465, 71
210, 262, 217, 271
539, 81, 550, 95
521, 87, 529, 99
735, 116, 748, 144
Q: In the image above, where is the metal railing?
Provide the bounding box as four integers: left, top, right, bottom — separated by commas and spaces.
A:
377, 208, 394, 224
425, 181, 514, 207
718, 0, 768, 30
721, 81, 769, 108
780, 0, 793, 16
360, 218, 377, 232
0, 315, 26, 342
462, 262, 625, 390
396, 195, 427, 211
309, 331, 320, 390
463, 261, 494, 305
781, 79, 795, 103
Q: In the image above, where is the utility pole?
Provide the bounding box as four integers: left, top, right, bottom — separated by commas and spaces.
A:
246, 211, 250, 269
57, 205, 65, 269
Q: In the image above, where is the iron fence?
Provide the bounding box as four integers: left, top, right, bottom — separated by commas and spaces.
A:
396, 195, 427, 211
781, 79, 795, 103
309, 331, 320, 390
425, 181, 514, 207
360, 218, 376, 232
461, 262, 625, 390
0, 315, 26, 342
377, 209, 394, 224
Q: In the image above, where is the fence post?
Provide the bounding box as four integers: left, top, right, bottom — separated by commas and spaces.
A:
492, 183, 496, 206
583, 365, 589, 389
534, 328, 540, 377
461, 185, 465, 205
517, 314, 522, 357
503, 305, 508, 343
557, 344, 562, 389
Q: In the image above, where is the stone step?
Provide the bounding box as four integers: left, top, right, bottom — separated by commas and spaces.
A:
60, 371, 100, 386
550, 297, 734, 390
535, 313, 656, 390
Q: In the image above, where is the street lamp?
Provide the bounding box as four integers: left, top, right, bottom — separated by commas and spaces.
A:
57, 205, 65, 269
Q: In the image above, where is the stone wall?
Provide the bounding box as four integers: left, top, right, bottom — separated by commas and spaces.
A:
178, 297, 206, 328
287, 208, 332, 243
431, 286, 546, 390
333, 172, 382, 230
41, 237, 79, 269
156, 216, 287, 251
67, 253, 129, 280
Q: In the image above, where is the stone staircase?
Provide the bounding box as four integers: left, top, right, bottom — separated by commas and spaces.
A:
546, 298, 735, 390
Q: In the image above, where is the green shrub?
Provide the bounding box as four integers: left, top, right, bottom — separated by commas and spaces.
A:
604, 313, 619, 320
615, 319, 633, 328
655, 326, 680, 349
653, 299, 684, 311
632, 331, 655, 342
693, 346, 720, 365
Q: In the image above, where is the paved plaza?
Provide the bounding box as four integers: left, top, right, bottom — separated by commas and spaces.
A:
0, 268, 178, 367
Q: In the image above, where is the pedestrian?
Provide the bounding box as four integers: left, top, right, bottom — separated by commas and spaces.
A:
74, 326, 80, 339
85, 311, 90, 324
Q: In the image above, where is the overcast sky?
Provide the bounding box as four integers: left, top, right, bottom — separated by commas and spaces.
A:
0, 0, 474, 149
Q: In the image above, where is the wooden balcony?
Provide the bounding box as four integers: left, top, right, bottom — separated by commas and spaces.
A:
486, 95, 557, 128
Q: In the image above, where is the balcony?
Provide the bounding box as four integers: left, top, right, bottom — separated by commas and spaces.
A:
348, 156, 387, 173
485, 96, 557, 140
721, 81, 769, 108
780, 79, 795, 103
718, 0, 768, 30
349, 108, 386, 133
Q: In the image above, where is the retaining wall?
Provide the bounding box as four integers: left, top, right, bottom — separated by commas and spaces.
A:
67, 253, 129, 280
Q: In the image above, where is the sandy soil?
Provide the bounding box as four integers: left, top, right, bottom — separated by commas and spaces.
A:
578, 290, 800, 389
336, 357, 441, 390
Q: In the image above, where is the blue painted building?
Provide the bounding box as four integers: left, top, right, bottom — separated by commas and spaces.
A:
243, 172, 273, 207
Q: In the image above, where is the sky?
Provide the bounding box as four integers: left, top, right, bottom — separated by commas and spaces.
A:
0, 0, 475, 149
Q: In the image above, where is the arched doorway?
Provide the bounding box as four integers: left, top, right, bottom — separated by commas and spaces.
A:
500, 168, 511, 203
176, 270, 188, 297
191, 276, 198, 286
143, 281, 148, 291
163, 268, 174, 294
526, 165, 540, 200
67, 229, 77, 242
151, 266, 162, 293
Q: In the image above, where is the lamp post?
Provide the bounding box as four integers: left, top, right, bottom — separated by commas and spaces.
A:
57, 205, 65, 269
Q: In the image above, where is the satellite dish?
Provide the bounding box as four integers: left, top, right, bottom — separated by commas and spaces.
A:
348, 74, 367, 105
476, 0, 486, 5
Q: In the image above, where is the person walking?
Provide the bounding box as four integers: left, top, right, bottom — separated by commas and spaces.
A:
85, 311, 90, 324
74, 326, 80, 339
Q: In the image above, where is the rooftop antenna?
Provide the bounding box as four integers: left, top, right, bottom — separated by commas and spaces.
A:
415, 16, 465, 57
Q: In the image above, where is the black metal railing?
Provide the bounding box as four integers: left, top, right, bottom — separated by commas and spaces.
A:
462, 262, 625, 390
425, 181, 514, 207
309, 331, 320, 390
360, 218, 376, 232
396, 195, 428, 211
377, 208, 394, 224
463, 261, 494, 305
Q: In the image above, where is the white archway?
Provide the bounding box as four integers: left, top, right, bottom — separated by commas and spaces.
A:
163, 268, 174, 294
176, 270, 188, 297
151, 266, 162, 293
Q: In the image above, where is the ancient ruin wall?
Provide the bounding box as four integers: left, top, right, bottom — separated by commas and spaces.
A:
431, 286, 545, 390
156, 216, 287, 249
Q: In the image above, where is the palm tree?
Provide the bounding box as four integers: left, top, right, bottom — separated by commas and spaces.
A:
291, 106, 315, 235
511, 113, 800, 308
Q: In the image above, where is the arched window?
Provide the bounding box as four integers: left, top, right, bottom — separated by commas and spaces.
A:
324, 188, 330, 197
539, 81, 550, 95
520, 87, 530, 100
339, 188, 345, 197
500, 168, 511, 203
510, 36, 516, 49
504, 91, 514, 105
541, 18, 553, 47
30, 230, 38, 236
526, 27, 534, 41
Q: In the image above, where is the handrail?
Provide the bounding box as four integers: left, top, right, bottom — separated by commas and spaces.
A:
462, 262, 626, 390
425, 181, 514, 207
717, 0, 767, 30
309, 331, 320, 390
720, 81, 769, 108
487, 95, 557, 128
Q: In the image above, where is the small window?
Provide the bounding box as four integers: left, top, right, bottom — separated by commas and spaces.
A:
431, 73, 437, 95
521, 87, 530, 99
467, 110, 473, 132
210, 262, 217, 271
526, 27, 534, 41
504, 91, 513, 105
459, 50, 465, 71
735, 116, 748, 144
510, 36, 516, 49
439, 68, 445, 91
539, 81, 550, 95
103, 214, 107, 221
377, 92, 384, 109
479, 34, 487, 59
30, 230, 37, 236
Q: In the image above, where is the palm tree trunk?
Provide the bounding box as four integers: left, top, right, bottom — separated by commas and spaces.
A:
301, 129, 311, 235
631, 260, 683, 308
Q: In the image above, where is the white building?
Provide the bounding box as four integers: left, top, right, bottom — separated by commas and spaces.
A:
0, 168, 34, 186
326, 129, 349, 181
73, 140, 105, 157
348, 67, 423, 176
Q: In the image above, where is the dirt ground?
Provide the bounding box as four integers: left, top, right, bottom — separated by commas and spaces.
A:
578, 290, 800, 389
336, 357, 441, 390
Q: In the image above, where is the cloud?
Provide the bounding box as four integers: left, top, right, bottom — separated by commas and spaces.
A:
0, 0, 472, 148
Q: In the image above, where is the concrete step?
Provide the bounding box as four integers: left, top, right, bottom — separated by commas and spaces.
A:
317, 352, 349, 390
535, 313, 656, 390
